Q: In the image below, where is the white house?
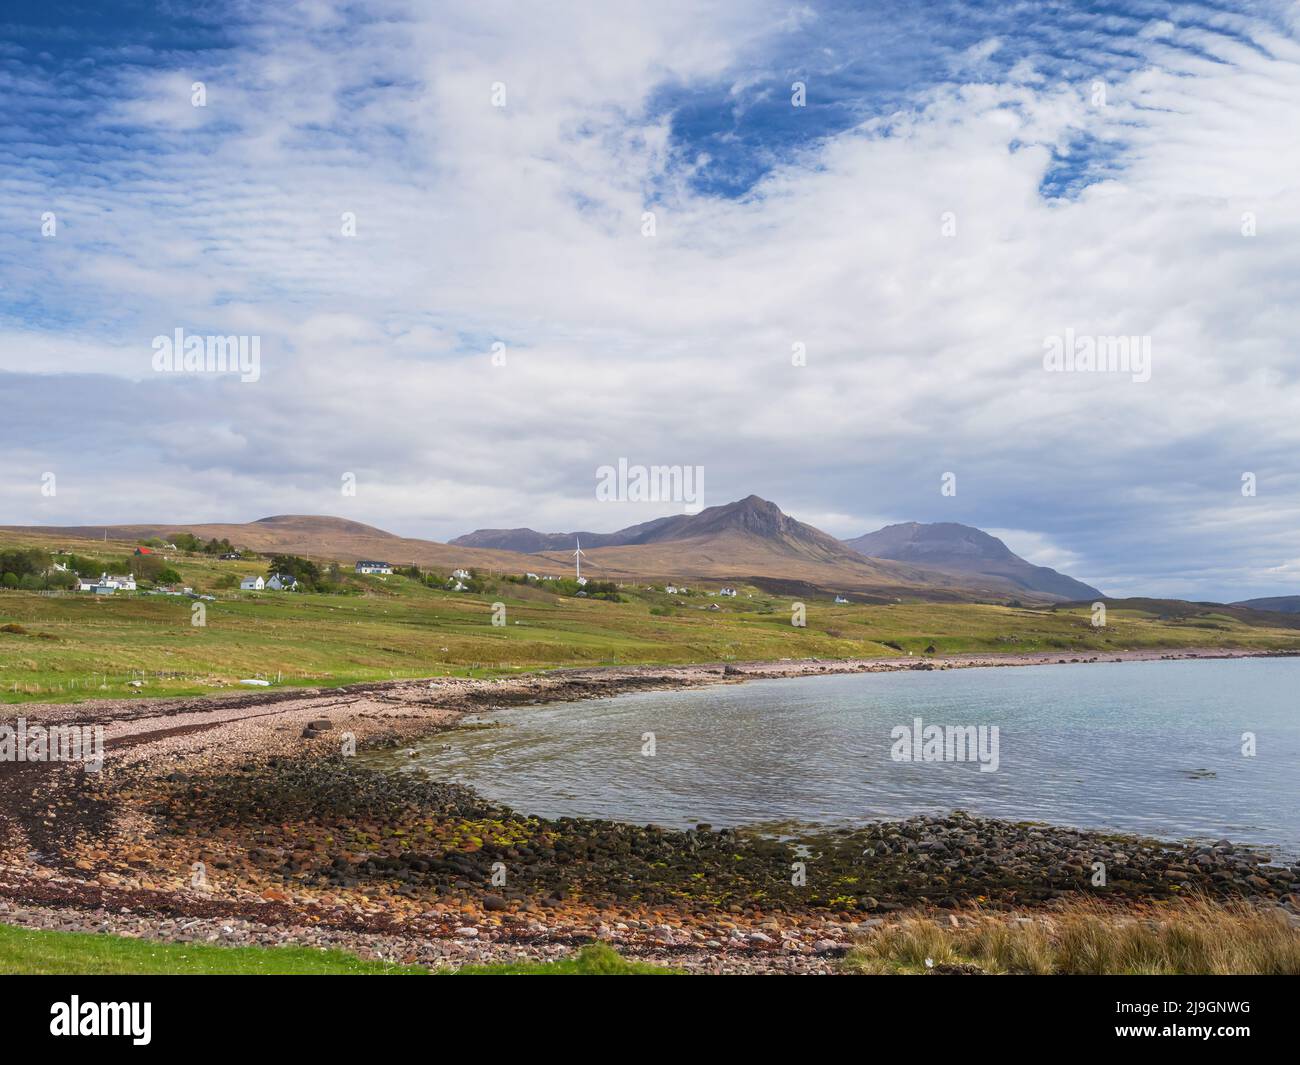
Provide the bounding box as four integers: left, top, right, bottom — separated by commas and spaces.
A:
75, 572, 136, 593
267, 574, 298, 591
525, 572, 540, 581
834, 595, 849, 604
451, 568, 471, 580
719, 586, 737, 597
665, 585, 679, 595
240, 575, 265, 591
355, 561, 393, 575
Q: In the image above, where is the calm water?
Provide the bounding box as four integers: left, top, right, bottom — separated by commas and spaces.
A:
368, 658, 1300, 855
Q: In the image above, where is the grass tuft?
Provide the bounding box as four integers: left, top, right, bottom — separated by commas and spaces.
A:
842, 899, 1300, 975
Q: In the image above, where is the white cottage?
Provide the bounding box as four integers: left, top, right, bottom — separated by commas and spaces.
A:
240, 575, 265, 591
75, 572, 136, 593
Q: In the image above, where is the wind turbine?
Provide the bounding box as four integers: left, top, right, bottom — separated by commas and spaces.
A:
572, 536, 588, 582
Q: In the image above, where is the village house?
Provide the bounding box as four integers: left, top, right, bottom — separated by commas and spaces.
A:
240, 575, 265, 591
266, 574, 298, 591
835, 595, 850, 604
719, 586, 737, 597
219, 552, 241, 561
75, 572, 136, 593
355, 561, 393, 574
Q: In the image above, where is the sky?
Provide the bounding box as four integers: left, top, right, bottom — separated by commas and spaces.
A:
2, 0, 1299, 602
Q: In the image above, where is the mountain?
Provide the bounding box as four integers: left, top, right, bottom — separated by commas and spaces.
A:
456, 496, 1036, 600
842, 522, 1102, 601
455, 495, 852, 557
1231, 596, 1300, 614
4, 500, 1094, 602
449, 518, 674, 552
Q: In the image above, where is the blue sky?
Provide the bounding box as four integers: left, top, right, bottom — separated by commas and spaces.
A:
2, 0, 1300, 601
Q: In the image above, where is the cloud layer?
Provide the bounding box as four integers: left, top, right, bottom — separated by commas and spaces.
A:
2, 0, 1299, 600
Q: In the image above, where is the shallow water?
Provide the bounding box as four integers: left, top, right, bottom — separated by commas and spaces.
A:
365, 658, 1300, 855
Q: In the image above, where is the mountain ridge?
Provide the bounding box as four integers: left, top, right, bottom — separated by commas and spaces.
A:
842, 521, 1102, 600
3, 499, 1098, 602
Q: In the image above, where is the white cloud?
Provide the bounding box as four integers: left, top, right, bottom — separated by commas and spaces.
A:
3, 1, 1300, 601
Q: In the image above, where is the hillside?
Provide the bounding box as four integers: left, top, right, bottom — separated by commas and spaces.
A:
1232, 596, 1300, 614
0, 516, 557, 576
843, 522, 1102, 601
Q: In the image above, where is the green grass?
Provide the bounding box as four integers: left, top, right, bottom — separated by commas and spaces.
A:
0, 925, 675, 975
449, 943, 680, 974
0, 923, 426, 974
3, 530, 1299, 705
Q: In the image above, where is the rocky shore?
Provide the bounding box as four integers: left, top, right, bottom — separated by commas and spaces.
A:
2, 650, 1297, 974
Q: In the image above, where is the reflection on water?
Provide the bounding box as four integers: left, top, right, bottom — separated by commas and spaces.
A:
362, 658, 1300, 854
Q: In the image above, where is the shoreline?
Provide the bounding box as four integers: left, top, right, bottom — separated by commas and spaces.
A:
2, 646, 1298, 974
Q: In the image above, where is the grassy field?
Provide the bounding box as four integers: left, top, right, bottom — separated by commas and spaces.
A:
0, 925, 671, 975
3, 530, 1299, 705
842, 899, 1300, 975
